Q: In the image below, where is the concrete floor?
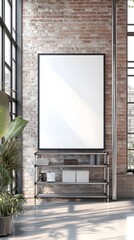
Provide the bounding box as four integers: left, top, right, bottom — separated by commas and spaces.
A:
1, 199, 134, 240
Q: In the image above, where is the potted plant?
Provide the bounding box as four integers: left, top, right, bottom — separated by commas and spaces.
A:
0, 192, 25, 236
0, 139, 26, 236
0, 90, 28, 236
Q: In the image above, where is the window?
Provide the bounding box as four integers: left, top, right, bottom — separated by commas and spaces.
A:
12, 0, 16, 40
5, 0, 11, 32
0, 1, 2, 18
127, 0, 134, 169
0, 0, 21, 121
0, 0, 22, 192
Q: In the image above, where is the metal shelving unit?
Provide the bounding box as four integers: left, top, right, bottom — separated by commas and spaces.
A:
34, 152, 109, 203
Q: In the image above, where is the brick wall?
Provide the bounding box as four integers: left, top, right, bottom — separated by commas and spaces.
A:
22, 0, 127, 199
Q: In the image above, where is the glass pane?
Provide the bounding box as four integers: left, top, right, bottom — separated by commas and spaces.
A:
12, 0, 16, 31
12, 102, 16, 114
12, 60, 16, 98
12, 114, 16, 120
128, 25, 134, 32
128, 68, 134, 75
9, 101, 16, 121
0, 27, 2, 90
0, 1, 2, 17
128, 36, 134, 61
5, 66, 11, 96
128, 134, 134, 149
5, 33, 11, 66
128, 77, 134, 102
12, 0, 16, 40
12, 29, 16, 40
128, 150, 134, 168
128, 62, 134, 68
128, 104, 134, 132
128, 0, 134, 24
128, 117, 134, 133
12, 44, 16, 60
5, 0, 11, 32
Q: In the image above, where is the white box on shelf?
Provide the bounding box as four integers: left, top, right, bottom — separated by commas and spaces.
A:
46, 172, 55, 182
76, 170, 89, 182
37, 158, 49, 165
62, 170, 76, 182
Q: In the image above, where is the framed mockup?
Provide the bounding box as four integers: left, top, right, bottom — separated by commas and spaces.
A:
38, 54, 105, 150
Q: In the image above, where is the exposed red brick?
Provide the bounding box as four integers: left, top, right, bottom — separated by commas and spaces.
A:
22, 0, 127, 199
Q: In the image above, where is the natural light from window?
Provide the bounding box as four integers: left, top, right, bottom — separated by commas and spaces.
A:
127, 0, 134, 170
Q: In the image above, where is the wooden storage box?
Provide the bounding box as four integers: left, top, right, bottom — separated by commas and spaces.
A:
64, 159, 78, 165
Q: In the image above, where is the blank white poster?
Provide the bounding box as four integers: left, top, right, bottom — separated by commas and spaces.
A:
38, 54, 104, 149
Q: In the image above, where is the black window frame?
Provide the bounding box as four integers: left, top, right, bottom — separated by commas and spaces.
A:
127, 0, 134, 170
0, 0, 22, 191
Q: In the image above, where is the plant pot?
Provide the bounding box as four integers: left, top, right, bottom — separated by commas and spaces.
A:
0, 215, 13, 236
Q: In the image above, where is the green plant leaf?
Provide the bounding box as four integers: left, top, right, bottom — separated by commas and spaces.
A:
0, 91, 9, 139
4, 116, 28, 142
1, 139, 21, 174
0, 192, 25, 216
0, 164, 11, 190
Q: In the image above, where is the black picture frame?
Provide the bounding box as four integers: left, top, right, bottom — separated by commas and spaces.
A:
38, 53, 105, 150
